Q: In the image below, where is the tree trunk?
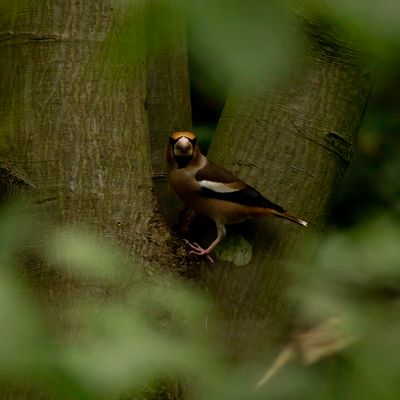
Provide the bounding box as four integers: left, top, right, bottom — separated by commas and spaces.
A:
0, 2, 193, 398
202, 21, 373, 359
0, 0, 192, 323
145, 0, 192, 222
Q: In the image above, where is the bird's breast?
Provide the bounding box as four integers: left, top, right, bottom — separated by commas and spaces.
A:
169, 168, 200, 205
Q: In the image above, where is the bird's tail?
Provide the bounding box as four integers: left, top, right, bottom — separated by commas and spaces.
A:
249, 207, 308, 227
270, 209, 308, 227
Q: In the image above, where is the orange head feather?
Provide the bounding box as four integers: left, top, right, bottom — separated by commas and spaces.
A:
169, 131, 197, 141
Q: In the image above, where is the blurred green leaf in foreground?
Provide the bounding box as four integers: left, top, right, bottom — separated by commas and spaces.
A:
1, 204, 400, 399
0, 205, 267, 400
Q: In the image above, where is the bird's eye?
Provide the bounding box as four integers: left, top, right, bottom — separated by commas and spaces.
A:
190, 138, 197, 146
169, 137, 176, 146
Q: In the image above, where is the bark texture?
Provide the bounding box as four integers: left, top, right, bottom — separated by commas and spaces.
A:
145, 0, 192, 222
202, 23, 373, 359
0, 7, 199, 374
0, 2, 193, 397
0, 1, 184, 269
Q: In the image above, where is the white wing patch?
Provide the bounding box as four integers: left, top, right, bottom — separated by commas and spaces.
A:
198, 180, 240, 193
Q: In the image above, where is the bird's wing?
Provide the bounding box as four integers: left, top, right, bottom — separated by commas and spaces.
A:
195, 160, 286, 212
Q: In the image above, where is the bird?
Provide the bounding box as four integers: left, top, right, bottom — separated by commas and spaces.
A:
167, 131, 307, 262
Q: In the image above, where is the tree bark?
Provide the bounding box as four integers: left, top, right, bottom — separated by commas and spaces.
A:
0, 0, 194, 327
202, 21, 373, 359
0, 2, 193, 398
145, 0, 192, 222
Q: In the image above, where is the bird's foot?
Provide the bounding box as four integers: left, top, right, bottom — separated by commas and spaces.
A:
182, 239, 214, 263
182, 239, 203, 252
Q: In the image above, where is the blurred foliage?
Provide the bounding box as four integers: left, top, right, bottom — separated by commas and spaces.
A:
184, 0, 301, 134
293, 216, 400, 399
2, 208, 400, 399
330, 70, 400, 226
181, 0, 299, 99
0, 205, 258, 400
298, 217, 400, 324
323, 0, 400, 57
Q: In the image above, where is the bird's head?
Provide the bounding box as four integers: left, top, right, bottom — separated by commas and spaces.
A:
168, 131, 199, 168
169, 131, 197, 157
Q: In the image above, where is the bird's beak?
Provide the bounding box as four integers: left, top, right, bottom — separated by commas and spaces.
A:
173, 137, 194, 157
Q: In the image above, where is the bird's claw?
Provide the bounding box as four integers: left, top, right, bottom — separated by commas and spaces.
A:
182, 239, 202, 252
182, 239, 214, 263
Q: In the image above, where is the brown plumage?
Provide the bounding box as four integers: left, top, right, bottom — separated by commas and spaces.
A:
167, 131, 307, 261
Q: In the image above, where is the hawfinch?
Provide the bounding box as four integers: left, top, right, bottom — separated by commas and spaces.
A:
167, 131, 307, 261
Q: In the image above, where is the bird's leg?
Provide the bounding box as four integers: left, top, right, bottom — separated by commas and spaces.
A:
184, 223, 226, 262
